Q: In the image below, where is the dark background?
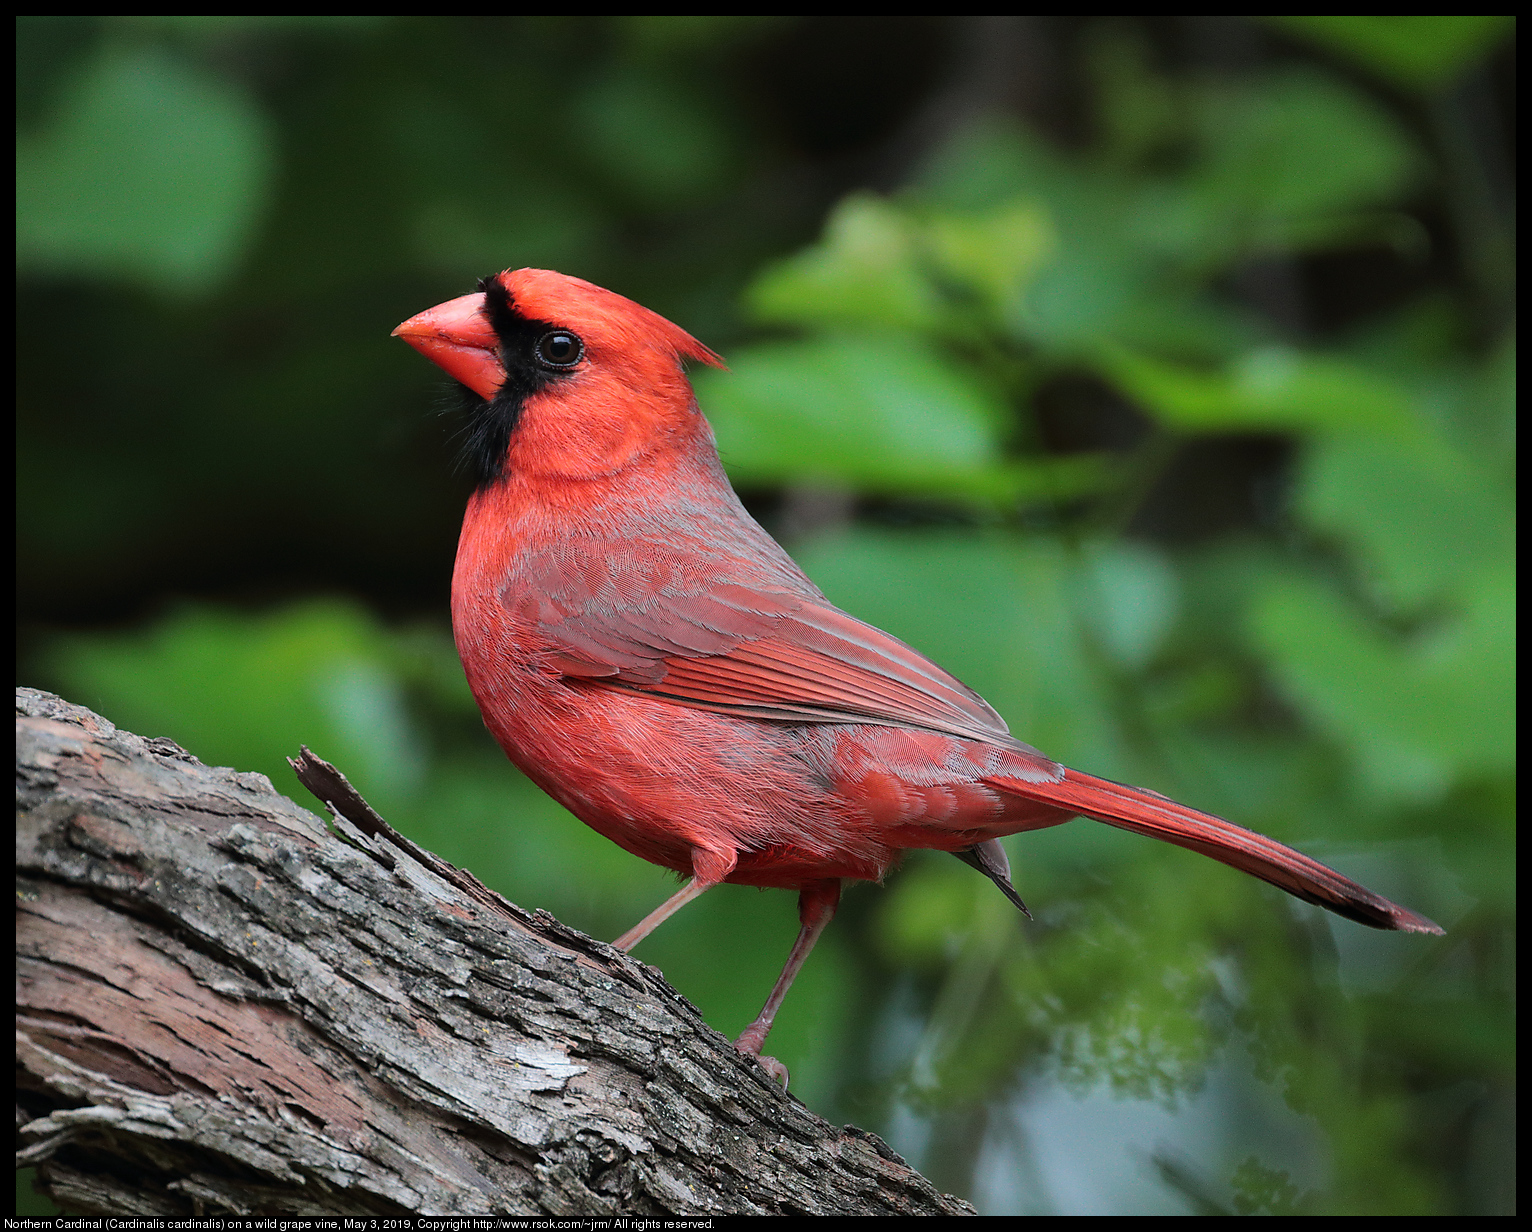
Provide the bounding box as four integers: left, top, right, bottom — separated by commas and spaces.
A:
18, 17, 1515, 1214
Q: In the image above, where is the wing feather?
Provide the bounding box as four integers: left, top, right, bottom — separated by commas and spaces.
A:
510, 535, 1012, 743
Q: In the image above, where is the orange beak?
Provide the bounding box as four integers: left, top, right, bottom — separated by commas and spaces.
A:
393, 290, 506, 400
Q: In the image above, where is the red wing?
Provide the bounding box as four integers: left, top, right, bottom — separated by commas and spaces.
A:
508, 537, 1015, 745
639, 602, 1015, 743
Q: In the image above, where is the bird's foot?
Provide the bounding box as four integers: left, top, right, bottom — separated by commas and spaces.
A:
738, 1017, 790, 1084
734, 1030, 789, 1089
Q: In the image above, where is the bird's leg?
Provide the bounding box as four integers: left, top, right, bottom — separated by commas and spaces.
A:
614, 846, 737, 951
612, 876, 714, 952
734, 879, 841, 1089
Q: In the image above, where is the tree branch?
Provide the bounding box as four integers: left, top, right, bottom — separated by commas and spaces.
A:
15, 687, 973, 1217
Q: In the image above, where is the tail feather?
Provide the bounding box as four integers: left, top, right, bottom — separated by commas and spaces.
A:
986, 766, 1443, 934
954, 839, 1032, 919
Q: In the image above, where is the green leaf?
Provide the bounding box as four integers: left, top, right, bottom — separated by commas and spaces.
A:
1267, 16, 1514, 92
746, 195, 941, 332
1101, 345, 1426, 437
1231, 1156, 1314, 1215
41, 601, 424, 810
1077, 541, 1181, 670
700, 334, 1102, 504
16, 42, 274, 296
915, 116, 1066, 213
926, 200, 1055, 318
1249, 566, 1515, 801
1299, 431, 1513, 611
1084, 21, 1184, 172
1017, 242, 1146, 350
1188, 68, 1422, 248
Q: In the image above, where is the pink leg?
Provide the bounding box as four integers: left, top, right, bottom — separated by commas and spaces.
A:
612, 877, 713, 952
735, 879, 841, 1088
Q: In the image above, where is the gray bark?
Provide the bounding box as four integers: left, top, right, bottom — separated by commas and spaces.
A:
15, 687, 974, 1216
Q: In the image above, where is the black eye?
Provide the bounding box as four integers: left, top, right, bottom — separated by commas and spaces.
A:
535, 330, 583, 369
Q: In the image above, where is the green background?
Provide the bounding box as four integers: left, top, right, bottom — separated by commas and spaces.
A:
17, 16, 1514, 1215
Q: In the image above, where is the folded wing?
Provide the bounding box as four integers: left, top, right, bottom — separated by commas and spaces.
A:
512, 536, 1021, 746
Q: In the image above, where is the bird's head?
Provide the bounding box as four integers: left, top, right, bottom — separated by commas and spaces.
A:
394, 268, 726, 487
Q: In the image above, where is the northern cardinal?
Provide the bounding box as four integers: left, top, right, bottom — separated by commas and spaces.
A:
394, 269, 1442, 1082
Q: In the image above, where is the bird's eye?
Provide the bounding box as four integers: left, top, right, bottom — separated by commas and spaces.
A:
535, 331, 583, 369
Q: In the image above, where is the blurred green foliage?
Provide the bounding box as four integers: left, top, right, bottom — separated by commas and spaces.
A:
17, 15, 1513, 1216
1269, 17, 1514, 92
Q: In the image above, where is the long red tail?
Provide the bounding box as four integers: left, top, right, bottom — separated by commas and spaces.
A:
986, 766, 1443, 934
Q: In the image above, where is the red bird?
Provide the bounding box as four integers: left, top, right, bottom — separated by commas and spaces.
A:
395, 269, 1441, 1082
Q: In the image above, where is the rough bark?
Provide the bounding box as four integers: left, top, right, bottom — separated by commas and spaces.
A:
15, 687, 974, 1216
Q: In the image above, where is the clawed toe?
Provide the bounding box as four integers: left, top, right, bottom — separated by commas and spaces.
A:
734, 1039, 790, 1089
